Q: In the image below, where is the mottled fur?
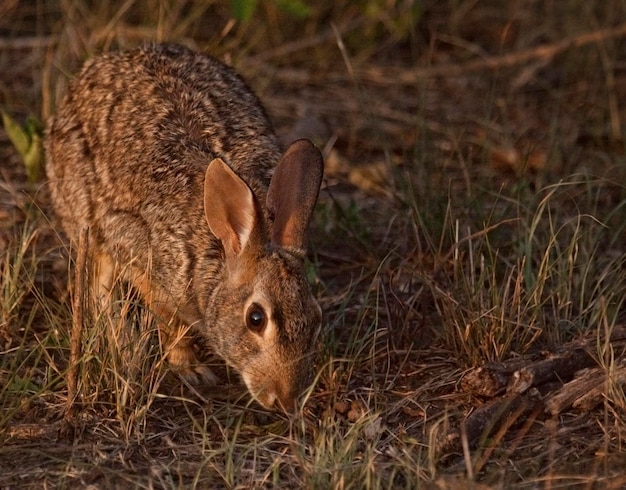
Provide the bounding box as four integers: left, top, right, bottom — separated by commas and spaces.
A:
46, 43, 324, 411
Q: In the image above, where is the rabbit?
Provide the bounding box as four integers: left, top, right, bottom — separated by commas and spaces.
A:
45, 43, 324, 412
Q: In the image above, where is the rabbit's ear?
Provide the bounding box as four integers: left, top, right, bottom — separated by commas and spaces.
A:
267, 139, 323, 250
204, 158, 256, 257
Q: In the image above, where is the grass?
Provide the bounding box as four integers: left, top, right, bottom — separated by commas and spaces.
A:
2, 0, 626, 488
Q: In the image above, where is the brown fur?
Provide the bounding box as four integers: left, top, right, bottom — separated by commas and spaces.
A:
45, 43, 323, 411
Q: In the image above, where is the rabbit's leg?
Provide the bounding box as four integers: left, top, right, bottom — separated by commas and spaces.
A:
91, 250, 116, 314
132, 271, 218, 386
159, 319, 219, 386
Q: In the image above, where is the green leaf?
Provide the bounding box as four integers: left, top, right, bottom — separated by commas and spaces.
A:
2, 111, 30, 156
273, 0, 310, 18
231, 0, 258, 22
1, 111, 43, 184
23, 132, 42, 183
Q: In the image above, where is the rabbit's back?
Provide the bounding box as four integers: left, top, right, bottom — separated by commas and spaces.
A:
47, 44, 280, 293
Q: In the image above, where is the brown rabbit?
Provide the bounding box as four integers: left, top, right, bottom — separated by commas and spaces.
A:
45, 43, 324, 412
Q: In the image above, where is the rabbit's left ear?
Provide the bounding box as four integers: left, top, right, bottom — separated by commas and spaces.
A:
267, 139, 323, 250
204, 158, 257, 258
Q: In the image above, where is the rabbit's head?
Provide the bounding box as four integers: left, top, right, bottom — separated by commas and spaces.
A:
201, 139, 324, 411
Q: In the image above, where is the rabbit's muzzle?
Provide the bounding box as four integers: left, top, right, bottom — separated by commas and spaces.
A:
241, 349, 316, 412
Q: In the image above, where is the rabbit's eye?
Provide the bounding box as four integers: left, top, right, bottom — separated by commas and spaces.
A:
246, 303, 267, 333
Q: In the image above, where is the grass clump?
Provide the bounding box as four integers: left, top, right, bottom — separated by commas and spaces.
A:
429, 176, 626, 366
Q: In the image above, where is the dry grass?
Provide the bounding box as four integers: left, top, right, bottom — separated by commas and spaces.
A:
2, 0, 626, 488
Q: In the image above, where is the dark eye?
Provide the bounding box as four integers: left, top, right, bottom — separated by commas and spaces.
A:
246, 303, 267, 333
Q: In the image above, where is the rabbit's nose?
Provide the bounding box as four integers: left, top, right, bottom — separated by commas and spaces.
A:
256, 380, 297, 413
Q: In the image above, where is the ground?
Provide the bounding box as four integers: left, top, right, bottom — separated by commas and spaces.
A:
1, 1, 626, 488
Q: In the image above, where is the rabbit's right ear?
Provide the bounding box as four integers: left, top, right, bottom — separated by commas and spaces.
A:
204, 158, 256, 258
267, 139, 324, 250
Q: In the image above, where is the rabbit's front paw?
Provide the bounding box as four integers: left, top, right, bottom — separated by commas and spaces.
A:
167, 342, 219, 386
186, 365, 219, 386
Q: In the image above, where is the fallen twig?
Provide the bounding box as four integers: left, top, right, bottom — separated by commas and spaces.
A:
461, 325, 626, 397
545, 365, 626, 415
443, 391, 542, 454
446, 326, 626, 456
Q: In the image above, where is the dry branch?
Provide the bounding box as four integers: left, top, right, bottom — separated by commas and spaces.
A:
575, 365, 626, 411
545, 365, 626, 415
460, 348, 597, 397
361, 22, 626, 84
443, 392, 542, 453
447, 326, 626, 454
460, 355, 540, 397
461, 325, 626, 398
506, 348, 596, 395
267, 22, 626, 87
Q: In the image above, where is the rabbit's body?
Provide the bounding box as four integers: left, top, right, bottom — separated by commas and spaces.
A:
46, 44, 324, 411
